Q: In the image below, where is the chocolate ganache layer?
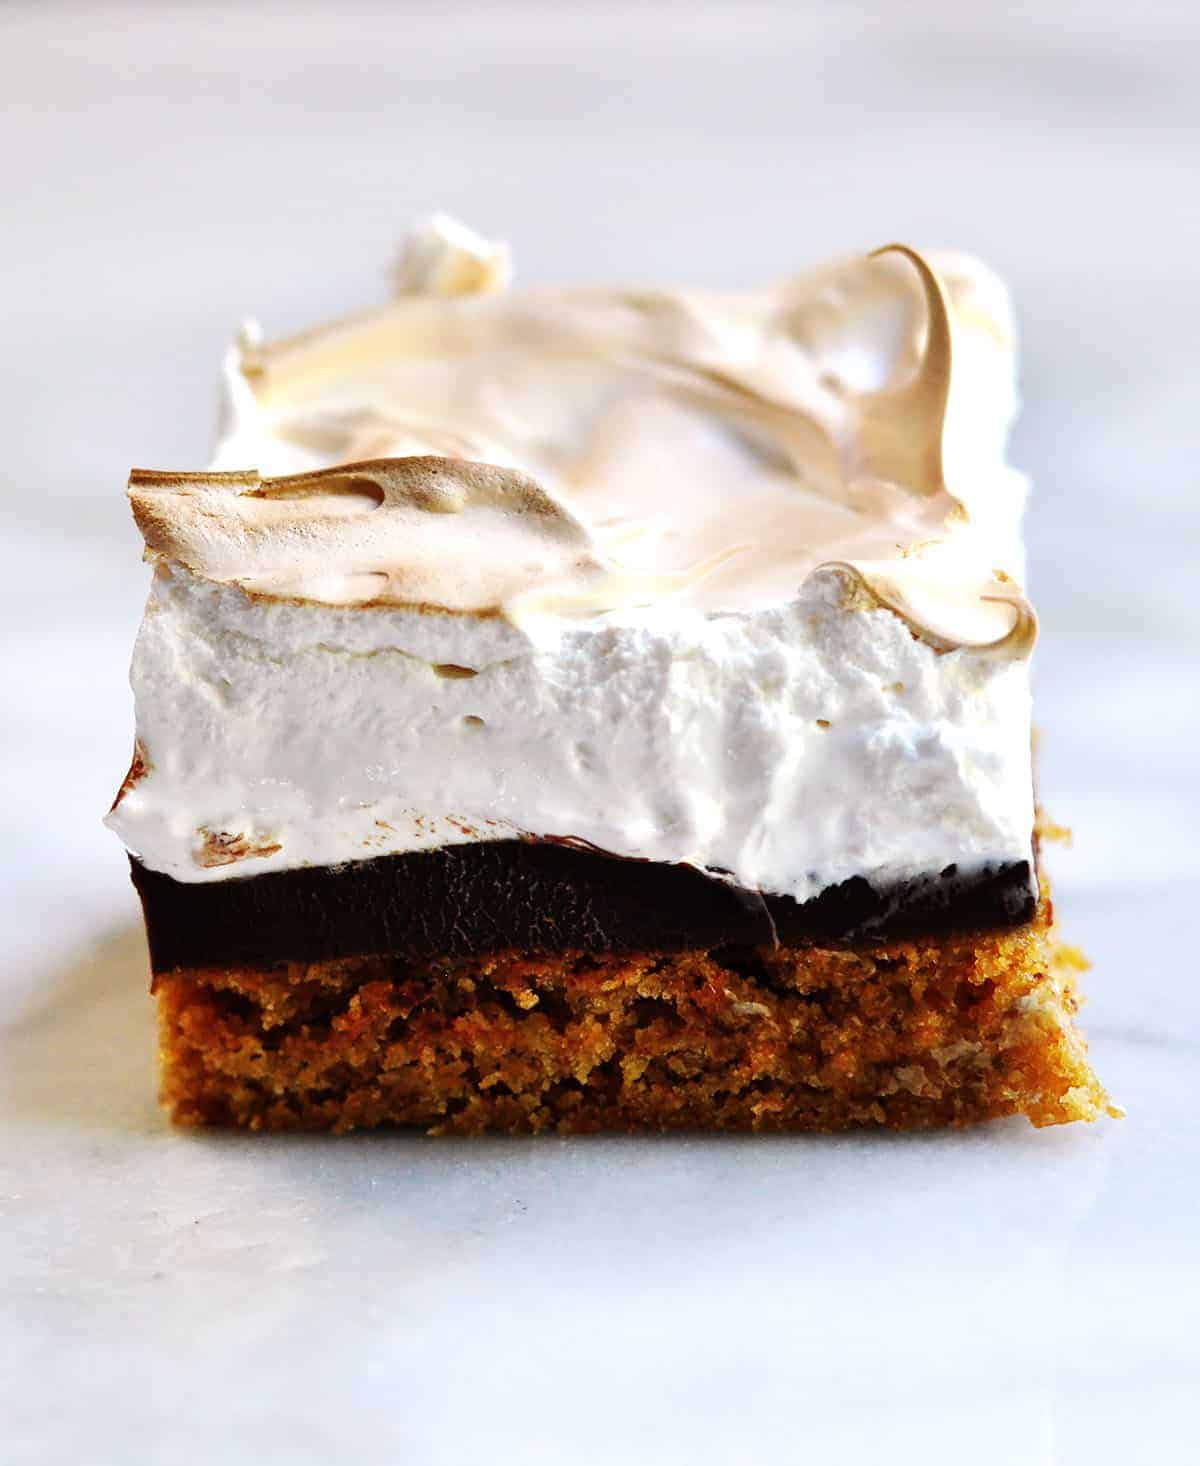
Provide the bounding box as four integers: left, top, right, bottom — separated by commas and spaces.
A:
130, 841, 1037, 973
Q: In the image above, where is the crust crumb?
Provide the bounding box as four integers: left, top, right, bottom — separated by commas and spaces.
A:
1035, 809, 1074, 847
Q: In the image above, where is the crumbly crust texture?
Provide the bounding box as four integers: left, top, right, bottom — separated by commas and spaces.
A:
154, 892, 1111, 1133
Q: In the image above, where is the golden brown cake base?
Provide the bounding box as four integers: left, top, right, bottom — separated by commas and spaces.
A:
154, 890, 1111, 1133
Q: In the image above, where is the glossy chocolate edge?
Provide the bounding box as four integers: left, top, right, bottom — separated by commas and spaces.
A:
130, 840, 1038, 973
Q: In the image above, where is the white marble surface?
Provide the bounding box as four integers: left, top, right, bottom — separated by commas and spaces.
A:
2, 4, 1198, 1462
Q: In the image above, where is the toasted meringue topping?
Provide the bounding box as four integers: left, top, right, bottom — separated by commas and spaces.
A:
141, 218, 1034, 654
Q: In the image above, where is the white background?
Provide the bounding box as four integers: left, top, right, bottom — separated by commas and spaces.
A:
2, 3, 1198, 1462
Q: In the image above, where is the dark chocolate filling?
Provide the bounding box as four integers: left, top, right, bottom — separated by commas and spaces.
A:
130, 840, 1037, 973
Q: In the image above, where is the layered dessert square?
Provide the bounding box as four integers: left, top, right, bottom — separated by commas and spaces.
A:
107, 216, 1111, 1132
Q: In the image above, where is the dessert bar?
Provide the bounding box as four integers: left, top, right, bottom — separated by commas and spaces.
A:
108, 216, 1110, 1131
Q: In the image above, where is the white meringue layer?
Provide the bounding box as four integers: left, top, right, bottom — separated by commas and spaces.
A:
108, 562, 1034, 896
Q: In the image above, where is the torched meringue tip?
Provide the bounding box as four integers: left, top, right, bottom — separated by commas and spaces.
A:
818, 560, 1038, 658
128, 457, 603, 615
859, 244, 953, 500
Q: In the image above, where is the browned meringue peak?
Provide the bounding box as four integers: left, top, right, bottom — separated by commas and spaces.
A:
128, 458, 606, 612
859, 245, 952, 497
819, 561, 1037, 658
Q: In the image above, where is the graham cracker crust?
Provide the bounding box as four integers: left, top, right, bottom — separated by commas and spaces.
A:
153, 888, 1112, 1134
